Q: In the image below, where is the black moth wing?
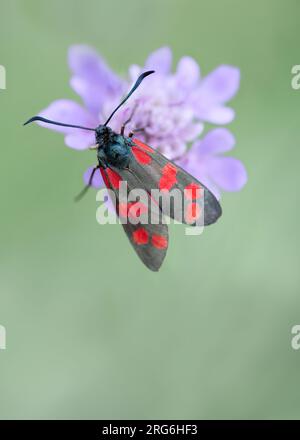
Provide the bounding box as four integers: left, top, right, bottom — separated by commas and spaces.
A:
100, 166, 168, 272
130, 138, 222, 226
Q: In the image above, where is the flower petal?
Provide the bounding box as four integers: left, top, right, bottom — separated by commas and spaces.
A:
65, 132, 95, 150
179, 122, 204, 142
145, 47, 172, 74
38, 100, 97, 150
128, 64, 142, 82
194, 105, 235, 124
176, 56, 200, 89
158, 139, 187, 159
207, 157, 247, 192
83, 166, 104, 188
68, 45, 124, 116
193, 128, 236, 156
198, 175, 221, 200
191, 65, 239, 123
38, 100, 96, 133
197, 65, 240, 104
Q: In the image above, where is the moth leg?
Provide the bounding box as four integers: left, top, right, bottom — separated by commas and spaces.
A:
74, 165, 99, 202
128, 127, 145, 138
97, 149, 108, 169
120, 104, 138, 136
98, 158, 107, 169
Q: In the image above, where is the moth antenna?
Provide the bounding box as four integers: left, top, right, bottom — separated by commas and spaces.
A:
23, 116, 96, 132
104, 70, 155, 126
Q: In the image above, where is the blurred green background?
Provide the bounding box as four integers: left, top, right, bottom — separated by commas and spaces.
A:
0, 0, 300, 420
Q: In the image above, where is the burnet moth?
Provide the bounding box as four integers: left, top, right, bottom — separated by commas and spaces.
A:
24, 71, 221, 271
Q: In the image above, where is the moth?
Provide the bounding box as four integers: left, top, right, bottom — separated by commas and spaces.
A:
24, 71, 221, 271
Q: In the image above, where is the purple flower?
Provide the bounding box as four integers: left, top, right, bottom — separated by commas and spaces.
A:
178, 128, 247, 199
38, 45, 247, 197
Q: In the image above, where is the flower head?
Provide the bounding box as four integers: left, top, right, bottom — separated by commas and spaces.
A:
38, 45, 247, 197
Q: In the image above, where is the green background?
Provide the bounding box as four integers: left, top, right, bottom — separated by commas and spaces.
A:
1, 0, 300, 419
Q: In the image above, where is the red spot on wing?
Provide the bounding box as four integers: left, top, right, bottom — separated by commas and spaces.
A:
119, 202, 148, 220
184, 183, 202, 200
107, 169, 122, 189
128, 201, 148, 219
159, 163, 178, 191
185, 202, 201, 223
132, 227, 149, 245
132, 146, 152, 165
100, 168, 109, 188
102, 168, 122, 189
151, 234, 168, 249
132, 138, 153, 153
119, 202, 133, 218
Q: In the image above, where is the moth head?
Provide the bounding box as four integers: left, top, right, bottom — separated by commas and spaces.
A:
95, 125, 113, 148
